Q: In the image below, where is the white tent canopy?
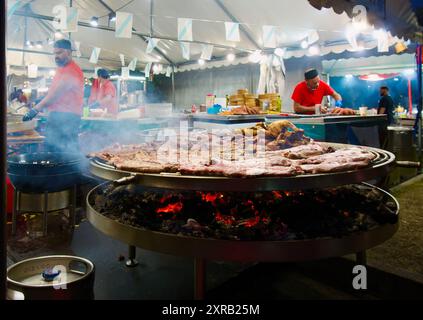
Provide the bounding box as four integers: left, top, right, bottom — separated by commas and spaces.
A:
323, 53, 416, 76
6, 0, 405, 75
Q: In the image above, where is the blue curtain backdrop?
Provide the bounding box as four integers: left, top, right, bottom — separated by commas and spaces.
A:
330, 75, 419, 110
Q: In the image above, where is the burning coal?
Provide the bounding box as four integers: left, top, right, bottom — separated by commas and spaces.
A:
92, 184, 398, 241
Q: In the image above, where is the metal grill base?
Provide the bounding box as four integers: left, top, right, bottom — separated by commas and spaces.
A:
12, 186, 77, 237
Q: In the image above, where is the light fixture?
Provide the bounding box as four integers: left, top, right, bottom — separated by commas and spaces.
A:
49, 70, 56, 77
198, 59, 205, 66
373, 29, 386, 40
226, 53, 235, 62
90, 16, 99, 27
248, 50, 262, 63
308, 45, 320, 55
403, 69, 415, 76
35, 41, 43, 49
352, 19, 368, 32
301, 40, 309, 49
109, 12, 116, 23
274, 48, 286, 57
395, 41, 407, 54
152, 64, 163, 74
345, 74, 353, 79
27, 41, 34, 49
54, 32, 63, 39
25, 40, 31, 47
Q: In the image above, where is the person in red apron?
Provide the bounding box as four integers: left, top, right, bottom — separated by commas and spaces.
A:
88, 69, 118, 115
22, 39, 84, 154
291, 69, 342, 114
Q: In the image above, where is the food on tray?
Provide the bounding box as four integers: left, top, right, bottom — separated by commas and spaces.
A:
220, 105, 263, 115
89, 120, 377, 177
331, 108, 356, 116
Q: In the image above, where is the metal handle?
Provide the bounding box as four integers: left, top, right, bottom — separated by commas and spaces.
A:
113, 174, 137, 186
396, 161, 421, 168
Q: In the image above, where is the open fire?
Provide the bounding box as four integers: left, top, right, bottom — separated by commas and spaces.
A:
93, 184, 398, 241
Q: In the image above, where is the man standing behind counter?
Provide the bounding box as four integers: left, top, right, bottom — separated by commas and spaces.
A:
88, 69, 118, 115
291, 69, 342, 114
23, 39, 84, 154
378, 86, 394, 125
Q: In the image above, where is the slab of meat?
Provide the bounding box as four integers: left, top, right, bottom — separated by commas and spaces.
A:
300, 147, 376, 165
300, 161, 370, 174
282, 142, 334, 159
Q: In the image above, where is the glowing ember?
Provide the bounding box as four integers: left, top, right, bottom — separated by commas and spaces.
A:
201, 193, 221, 203
215, 211, 235, 226
156, 202, 183, 214
242, 216, 260, 228
272, 191, 283, 199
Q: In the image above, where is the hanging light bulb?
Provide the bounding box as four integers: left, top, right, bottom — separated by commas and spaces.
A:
301, 40, 309, 49
308, 45, 320, 55
274, 48, 286, 57
226, 53, 235, 62
109, 12, 116, 23
198, 59, 205, 66
35, 41, 43, 49
248, 50, 262, 63
90, 16, 99, 27
54, 32, 63, 40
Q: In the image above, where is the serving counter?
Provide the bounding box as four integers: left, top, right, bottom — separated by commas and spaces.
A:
191, 113, 387, 147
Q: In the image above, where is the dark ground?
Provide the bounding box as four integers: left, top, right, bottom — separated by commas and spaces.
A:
6, 175, 423, 300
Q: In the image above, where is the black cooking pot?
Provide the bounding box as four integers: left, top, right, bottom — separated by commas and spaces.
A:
7, 153, 86, 193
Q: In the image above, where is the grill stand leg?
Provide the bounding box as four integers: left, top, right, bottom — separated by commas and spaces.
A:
356, 251, 367, 266
69, 185, 77, 230
126, 245, 139, 267
43, 191, 48, 236
194, 258, 206, 300
11, 189, 19, 236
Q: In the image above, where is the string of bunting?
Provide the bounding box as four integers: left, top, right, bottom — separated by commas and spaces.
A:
17, 3, 404, 78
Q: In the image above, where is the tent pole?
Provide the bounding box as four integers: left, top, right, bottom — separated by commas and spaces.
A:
408, 79, 413, 115
1, 0, 8, 301
68, 0, 72, 40
172, 65, 176, 112
415, 45, 423, 169
419, 45, 422, 170
150, 0, 154, 38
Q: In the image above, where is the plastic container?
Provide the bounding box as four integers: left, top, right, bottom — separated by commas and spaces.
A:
207, 104, 222, 114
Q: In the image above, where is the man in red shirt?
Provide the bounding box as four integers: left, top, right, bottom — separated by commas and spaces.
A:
291, 69, 342, 114
88, 69, 118, 115
23, 39, 84, 154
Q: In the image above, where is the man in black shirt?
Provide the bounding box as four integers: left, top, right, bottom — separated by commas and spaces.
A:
377, 86, 395, 149
378, 86, 394, 125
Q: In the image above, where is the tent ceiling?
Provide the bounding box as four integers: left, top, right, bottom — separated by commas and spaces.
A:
6, 0, 418, 73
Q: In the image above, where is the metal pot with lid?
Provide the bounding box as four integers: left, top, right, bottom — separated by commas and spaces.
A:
7, 255, 95, 300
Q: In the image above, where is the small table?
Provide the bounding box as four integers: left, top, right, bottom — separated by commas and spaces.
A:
7, 130, 45, 155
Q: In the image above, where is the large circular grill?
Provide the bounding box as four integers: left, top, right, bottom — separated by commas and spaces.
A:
89, 142, 396, 191
86, 138, 398, 299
